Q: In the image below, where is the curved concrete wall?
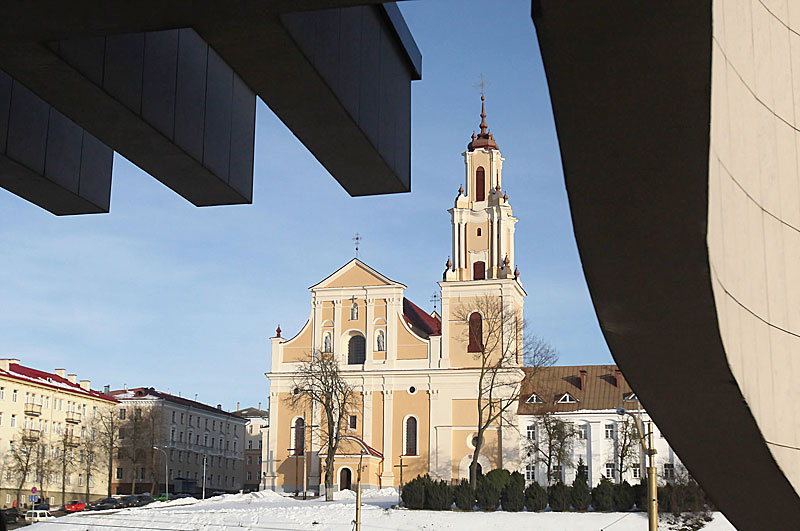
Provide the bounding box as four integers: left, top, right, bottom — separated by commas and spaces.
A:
709, 0, 800, 493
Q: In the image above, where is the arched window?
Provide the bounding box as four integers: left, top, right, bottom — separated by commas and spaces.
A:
293, 418, 305, 456
473, 260, 485, 280
348, 336, 366, 364
477, 228, 481, 236
376, 330, 386, 352
322, 332, 332, 353
350, 302, 358, 320
404, 417, 417, 456
475, 167, 485, 201
468, 312, 483, 352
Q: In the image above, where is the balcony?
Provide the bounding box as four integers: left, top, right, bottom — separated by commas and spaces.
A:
24, 403, 42, 416
22, 429, 40, 442
65, 435, 80, 448
65, 412, 82, 424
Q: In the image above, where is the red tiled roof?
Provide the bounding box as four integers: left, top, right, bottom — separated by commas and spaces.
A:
110, 387, 243, 419
403, 298, 441, 336
518, 364, 636, 415
1, 363, 118, 402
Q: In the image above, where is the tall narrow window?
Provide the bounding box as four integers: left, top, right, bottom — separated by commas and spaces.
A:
475, 167, 485, 201
404, 417, 417, 456
348, 336, 366, 364
473, 261, 485, 280
468, 312, 483, 352
293, 418, 305, 456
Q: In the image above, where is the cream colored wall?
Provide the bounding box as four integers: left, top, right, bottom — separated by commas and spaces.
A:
708, 0, 800, 495
282, 321, 312, 363
395, 316, 428, 360
326, 266, 390, 288
274, 392, 307, 489
340, 298, 367, 332
371, 392, 384, 453
466, 220, 489, 254
391, 389, 430, 482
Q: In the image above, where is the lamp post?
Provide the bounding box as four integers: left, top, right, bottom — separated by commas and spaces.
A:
617, 407, 657, 530
202, 453, 208, 500
354, 449, 366, 531
153, 446, 169, 500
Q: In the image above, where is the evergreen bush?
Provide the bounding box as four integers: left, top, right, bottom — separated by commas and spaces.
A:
613, 481, 635, 511
500, 478, 524, 512
633, 482, 647, 511
452, 479, 474, 511
475, 479, 500, 511
485, 468, 511, 493
508, 471, 525, 493
424, 478, 453, 510
591, 477, 615, 511
401, 475, 428, 509
547, 481, 570, 512
524, 481, 548, 512
570, 474, 591, 510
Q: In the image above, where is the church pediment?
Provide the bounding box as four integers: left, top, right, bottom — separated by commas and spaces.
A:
310, 259, 405, 290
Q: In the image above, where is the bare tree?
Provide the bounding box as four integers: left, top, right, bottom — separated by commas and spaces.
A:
285, 350, 357, 501
121, 407, 150, 494
33, 438, 55, 504
95, 406, 120, 497
613, 416, 640, 483
140, 406, 166, 494
453, 295, 557, 490
78, 416, 103, 500
8, 431, 38, 506
55, 429, 79, 505
524, 411, 576, 485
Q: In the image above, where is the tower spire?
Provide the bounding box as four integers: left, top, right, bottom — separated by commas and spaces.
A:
467, 76, 498, 152
479, 95, 488, 136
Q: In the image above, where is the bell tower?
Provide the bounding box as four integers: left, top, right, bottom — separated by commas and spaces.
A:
444, 96, 518, 282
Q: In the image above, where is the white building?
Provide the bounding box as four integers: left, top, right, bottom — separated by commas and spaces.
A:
232, 405, 269, 492
518, 365, 681, 487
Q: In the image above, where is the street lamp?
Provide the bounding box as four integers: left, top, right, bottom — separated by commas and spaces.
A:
617, 407, 657, 530
153, 446, 169, 500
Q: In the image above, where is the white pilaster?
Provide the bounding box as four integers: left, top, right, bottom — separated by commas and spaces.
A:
363, 390, 373, 446
366, 297, 374, 363
333, 300, 342, 362
379, 390, 395, 484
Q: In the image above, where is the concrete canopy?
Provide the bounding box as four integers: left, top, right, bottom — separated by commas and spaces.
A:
532, 1, 800, 528
0, 1, 421, 215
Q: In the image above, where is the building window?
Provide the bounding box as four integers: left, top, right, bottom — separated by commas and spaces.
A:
248, 440, 253, 449
323, 332, 333, 353
526, 393, 543, 404
247, 471, 252, 481
350, 301, 358, 320
134, 408, 141, 419
404, 416, 417, 456
181, 413, 185, 424
349, 415, 357, 430
664, 463, 675, 480
0, 387, 4, 400
557, 393, 577, 404
526, 425, 536, 440
552, 464, 562, 481
467, 312, 483, 352
119, 409, 126, 420
376, 330, 386, 352
116, 468, 123, 480
525, 464, 536, 483
247, 456, 252, 465
10, 415, 15, 428
477, 228, 482, 236
605, 424, 615, 439
293, 418, 305, 456
12, 389, 17, 402
473, 261, 486, 280
475, 166, 485, 201
633, 467, 641, 479
605, 463, 615, 480
578, 425, 588, 440
347, 335, 366, 365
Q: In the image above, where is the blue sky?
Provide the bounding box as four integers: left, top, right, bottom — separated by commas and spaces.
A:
0, 0, 611, 412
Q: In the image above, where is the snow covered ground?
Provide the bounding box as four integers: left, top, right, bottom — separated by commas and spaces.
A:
28, 488, 737, 531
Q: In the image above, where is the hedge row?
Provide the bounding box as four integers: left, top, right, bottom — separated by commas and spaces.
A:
400, 470, 710, 513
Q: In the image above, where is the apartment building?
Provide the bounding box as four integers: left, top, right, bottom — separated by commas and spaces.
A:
232, 405, 269, 492
109, 388, 246, 496
0, 358, 117, 508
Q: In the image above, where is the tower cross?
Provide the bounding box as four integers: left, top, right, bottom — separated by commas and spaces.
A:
353, 233, 362, 258
430, 293, 440, 313
473, 73, 491, 98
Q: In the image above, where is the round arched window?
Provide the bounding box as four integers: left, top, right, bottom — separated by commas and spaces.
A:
348, 336, 366, 364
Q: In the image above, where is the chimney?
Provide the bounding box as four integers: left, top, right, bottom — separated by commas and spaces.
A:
79, 380, 91, 391
217, 404, 222, 410
236, 401, 240, 411
258, 401, 262, 410
67, 374, 77, 384
124, 383, 128, 391
579, 369, 587, 390
103, 385, 110, 394
55, 369, 66, 378
614, 368, 622, 387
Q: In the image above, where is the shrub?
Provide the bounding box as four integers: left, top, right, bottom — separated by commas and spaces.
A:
592, 477, 615, 511
633, 482, 647, 511
547, 482, 570, 512
613, 481, 635, 512
424, 478, 453, 510
475, 479, 500, 511
501, 477, 524, 512
524, 482, 548, 512
452, 479, 474, 511
401, 475, 429, 509
485, 469, 511, 493
508, 471, 525, 493
570, 473, 591, 511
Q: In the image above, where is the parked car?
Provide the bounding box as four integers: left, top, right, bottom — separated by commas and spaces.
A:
33, 503, 50, 511
174, 493, 195, 499
119, 495, 139, 508
135, 494, 154, 507
153, 493, 175, 502
1, 507, 21, 524
65, 500, 87, 512
25, 510, 55, 523
90, 497, 121, 511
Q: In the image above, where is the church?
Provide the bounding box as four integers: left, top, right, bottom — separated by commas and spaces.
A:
265, 98, 525, 494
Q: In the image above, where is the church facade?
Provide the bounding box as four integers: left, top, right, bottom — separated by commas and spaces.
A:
265, 100, 525, 493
